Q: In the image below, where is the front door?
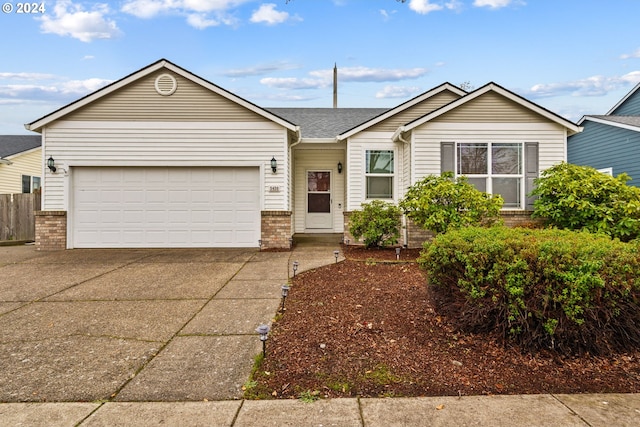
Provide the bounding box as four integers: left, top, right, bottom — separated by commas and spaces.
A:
306, 170, 332, 229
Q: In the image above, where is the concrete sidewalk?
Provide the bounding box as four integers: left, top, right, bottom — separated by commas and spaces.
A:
1, 393, 639, 426
1, 243, 639, 426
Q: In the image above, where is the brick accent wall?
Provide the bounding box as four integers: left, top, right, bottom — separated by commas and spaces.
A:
500, 210, 545, 228
35, 210, 67, 251
405, 218, 435, 249
261, 210, 292, 250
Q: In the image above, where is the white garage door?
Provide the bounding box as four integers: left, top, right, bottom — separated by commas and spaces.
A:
72, 167, 260, 248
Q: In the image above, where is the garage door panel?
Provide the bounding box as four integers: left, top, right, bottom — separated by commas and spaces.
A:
73, 167, 260, 248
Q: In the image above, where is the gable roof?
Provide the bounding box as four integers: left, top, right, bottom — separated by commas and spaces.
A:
0, 135, 41, 159
267, 108, 388, 139
394, 82, 582, 138
606, 82, 640, 115
25, 59, 299, 134
336, 83, 466, 140
580, 115, 640, 132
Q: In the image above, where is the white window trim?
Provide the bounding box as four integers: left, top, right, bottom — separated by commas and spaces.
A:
364, 148, 397, 201
455, 142, 525, 210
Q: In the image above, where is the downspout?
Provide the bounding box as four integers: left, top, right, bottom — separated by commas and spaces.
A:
391, 126, 409, 246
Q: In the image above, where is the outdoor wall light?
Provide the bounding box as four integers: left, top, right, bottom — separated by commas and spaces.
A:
47, 156, 56, 173
334, 250, 339, 263
396, 247, 401, 260
281, 284, 290, 311
271, 156, 277, 173
256, 324, 270, 357
292, 260, 299, 277
337, 162, 343, 173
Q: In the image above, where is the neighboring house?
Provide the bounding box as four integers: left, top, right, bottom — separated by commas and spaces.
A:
568, 82, 640, 185
0, 135, 42, 194
25, 59, 581, 250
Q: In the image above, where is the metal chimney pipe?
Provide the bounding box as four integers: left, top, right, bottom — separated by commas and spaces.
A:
333, 63, 337, 108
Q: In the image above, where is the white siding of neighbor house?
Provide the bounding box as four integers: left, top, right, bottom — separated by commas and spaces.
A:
346, 131, 403, 211
41, 120, 289, 212
0, 148, 42, 194
412, 122, 567, 178
292, 146, 345, 233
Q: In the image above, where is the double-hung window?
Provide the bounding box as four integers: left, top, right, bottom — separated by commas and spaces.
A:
457, 142, 523, 208
365, 150, 394, 199
22, 175, 41, 193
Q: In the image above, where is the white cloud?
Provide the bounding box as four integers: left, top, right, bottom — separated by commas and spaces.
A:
38, 1, 122, 42
525, 72, 640, 99
620, 48, 640, 60
380, 9, 397, 21
121, 0, 247, 28
0, 76, 112, 102
260, 77, 328, 90
223, 61, 299, 77
250, 3, 298, 25
0, 72, 57, 80
311, 66, 429, 82
186, 13, 221, 29
376, 85, 422, 99
473, 0, 517, 8
408, 0, 443, 14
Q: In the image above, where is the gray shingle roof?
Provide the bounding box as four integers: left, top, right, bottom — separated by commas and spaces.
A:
0, 135, 41, 158
588, 115, 640, 130
267, 108, 389, 139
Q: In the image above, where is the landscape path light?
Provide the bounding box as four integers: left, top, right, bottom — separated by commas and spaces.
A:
292, 260, 299, 277
256, 324, 270, 357
396, 247, 401, 260
281, 284, 290, 311
334, 250, 339, 263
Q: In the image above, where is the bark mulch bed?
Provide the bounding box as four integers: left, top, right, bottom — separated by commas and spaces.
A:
249, 245, 640, 399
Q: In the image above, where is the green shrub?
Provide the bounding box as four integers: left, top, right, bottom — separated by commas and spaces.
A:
419, 226, 640, 355
532, 162, 640, 241
399, 172, 503, 234
349, 200, 402, 248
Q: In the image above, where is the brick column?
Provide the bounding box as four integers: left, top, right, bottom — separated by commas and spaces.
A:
35, 210, 67, 251
261, 211, 292, 250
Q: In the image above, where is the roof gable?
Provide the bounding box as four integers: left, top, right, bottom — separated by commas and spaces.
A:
607, 82, 640, 115
336, 83, 466, 140
398, 82, 582, 135
26, 59, 298, 133
581, 115, 640, 132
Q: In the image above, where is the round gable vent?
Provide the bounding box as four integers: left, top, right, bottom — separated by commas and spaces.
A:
154, 73, 177, 96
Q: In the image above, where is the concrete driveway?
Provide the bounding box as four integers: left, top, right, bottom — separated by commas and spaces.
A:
0, 245, 292, 402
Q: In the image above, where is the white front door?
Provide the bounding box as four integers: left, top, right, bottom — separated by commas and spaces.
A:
306, 170, 333, 230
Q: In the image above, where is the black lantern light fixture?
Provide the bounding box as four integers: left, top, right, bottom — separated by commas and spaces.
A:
292, 260, 299, 277
337, 162, 343, 174
280, 284, 290, 310
256, 324, 270, 357
270, 156, 277, 173
47, 156, 56, 173
333, 250, 339, 263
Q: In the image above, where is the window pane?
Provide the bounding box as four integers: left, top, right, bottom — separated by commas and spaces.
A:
466, 177, 487, 192
458, 144, 487, 174
366, 150, 393, 174
492, 143, 521, 174
32, 177, 41, 191
21, 175, 31, 193
493, 178, 521, 208
308, 172, 330, 192
366, 176, 393, 199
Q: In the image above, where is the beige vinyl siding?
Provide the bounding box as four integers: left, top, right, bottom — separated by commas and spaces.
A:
413, 122, 567, 179
65, 70, 268, 123
432, 92, 544, 123
0, 149, 42, 194
292, 146, 345, 233
346, 132, 400, 211
368, 90, 461, 133
42, 121, 288, 211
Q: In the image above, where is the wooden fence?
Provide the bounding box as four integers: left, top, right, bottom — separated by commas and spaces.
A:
0, 193, 41, 241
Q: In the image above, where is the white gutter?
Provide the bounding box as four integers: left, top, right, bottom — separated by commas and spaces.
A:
0, 158, 13, 165
391, 126, 409, 143
290, 126, 302, 148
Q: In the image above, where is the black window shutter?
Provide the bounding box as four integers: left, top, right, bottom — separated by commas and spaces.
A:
525, 142, 539, 210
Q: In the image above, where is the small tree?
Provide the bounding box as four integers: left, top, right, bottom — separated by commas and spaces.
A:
399, 172, 503, 234
531, 163, 640, 241
349, 200, 402, 248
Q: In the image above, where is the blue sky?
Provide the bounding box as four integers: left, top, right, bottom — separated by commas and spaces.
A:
1, 0, 640, 134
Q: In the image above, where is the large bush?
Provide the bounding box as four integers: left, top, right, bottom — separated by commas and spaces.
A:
419, 226, 640, 355
532, 163, 640, 241
400, 172, 503, 234
349, 200, 402, 248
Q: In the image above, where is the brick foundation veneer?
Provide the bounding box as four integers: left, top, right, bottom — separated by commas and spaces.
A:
500, 210, 545, 228
35, 210, 67, 251
261, 210, 292, 250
